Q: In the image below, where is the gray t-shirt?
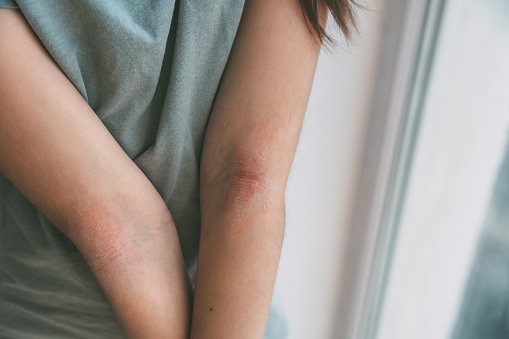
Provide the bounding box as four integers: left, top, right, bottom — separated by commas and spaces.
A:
0, 1, 288, 337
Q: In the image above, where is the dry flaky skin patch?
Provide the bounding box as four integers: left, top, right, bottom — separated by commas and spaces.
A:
65, 189, 175, 279
201, 124, 288, 232
68, 201, 140, 278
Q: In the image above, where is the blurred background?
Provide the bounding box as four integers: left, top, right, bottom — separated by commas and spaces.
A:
277, 0, 509, 338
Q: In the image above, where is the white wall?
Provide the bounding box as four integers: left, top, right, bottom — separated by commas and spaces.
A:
277, 1, 389, 338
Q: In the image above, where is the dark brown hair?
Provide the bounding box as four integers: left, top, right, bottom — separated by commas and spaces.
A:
299, 0, 359, 44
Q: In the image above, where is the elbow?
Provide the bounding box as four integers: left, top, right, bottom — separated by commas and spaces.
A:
200, 124, 293, 234
201, 147, 287, 224
223, 159, 279, 214
220, 166, 286, 234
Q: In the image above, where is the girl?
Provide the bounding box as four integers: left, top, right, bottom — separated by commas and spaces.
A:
0, 0, 357, 337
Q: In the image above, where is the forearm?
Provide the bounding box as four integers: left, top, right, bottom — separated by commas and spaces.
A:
80, 208, 192, 339
75, 198, 192, 339
191, 174, 286, 338
0, 9, 191, 338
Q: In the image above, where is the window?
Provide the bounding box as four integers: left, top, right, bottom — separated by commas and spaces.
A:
337, 1, 509, 338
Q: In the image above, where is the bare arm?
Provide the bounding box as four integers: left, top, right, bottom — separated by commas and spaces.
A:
0, 9, 191, 338
191, 0, 327, 337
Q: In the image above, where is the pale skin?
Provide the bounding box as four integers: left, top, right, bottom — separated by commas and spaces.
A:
0, 0, 326, 337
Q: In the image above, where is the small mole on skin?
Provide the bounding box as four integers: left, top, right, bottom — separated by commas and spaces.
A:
210, 308, 213, 311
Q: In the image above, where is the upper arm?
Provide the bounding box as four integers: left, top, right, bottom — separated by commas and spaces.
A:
200, 0, 327, 196
0, 9, 168, 247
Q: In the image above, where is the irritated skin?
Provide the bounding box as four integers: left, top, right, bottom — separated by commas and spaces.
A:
0, 0, 326, 337
192, 0, 326, 337
0, 9, 191, 339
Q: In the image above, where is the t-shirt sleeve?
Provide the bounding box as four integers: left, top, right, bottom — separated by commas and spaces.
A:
0, 0, 17, 8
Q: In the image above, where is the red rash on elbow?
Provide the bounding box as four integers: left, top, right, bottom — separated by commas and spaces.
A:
66, 202, 142, 277
219, 147, 281, 223
201, 124, 288, 230
219, 171, 279, 232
